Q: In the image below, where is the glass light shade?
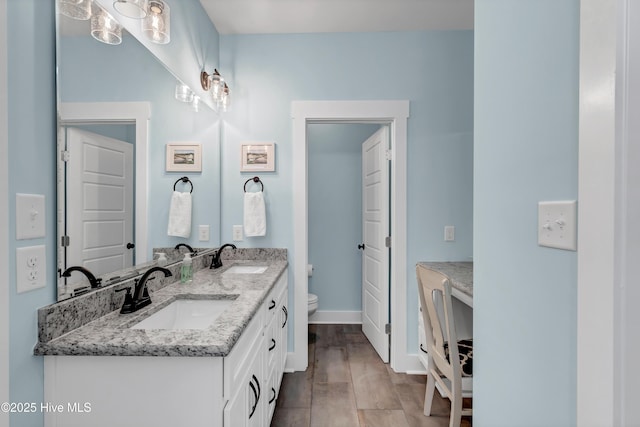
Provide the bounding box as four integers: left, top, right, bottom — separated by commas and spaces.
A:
175, 82, 193, 103
142, 0, 170, 44
210, 70, 224, 103
91, 6, 123, 45
58, 0, 91, 20
113, 0, 148, 19
220, 84, 231, 112
191, 96, 200, 113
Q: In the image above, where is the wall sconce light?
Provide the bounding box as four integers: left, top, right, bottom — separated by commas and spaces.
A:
142, 0, 170, 44
113, 0, 148, 19
201, 69, 231, 112
91, 4, 123, 45
58, 0, 92, 20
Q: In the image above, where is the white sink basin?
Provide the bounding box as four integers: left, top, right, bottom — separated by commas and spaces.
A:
224, 265, 268, 274
131, 299, 233, 330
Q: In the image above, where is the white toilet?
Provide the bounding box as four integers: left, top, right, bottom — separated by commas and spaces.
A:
308, 293, 318, 316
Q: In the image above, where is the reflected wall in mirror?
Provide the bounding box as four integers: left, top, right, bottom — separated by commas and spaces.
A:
56, 4, 222, 300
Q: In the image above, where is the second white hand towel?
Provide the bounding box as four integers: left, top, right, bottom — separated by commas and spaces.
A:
167, 191, 192, 238
244, 192, 266, 237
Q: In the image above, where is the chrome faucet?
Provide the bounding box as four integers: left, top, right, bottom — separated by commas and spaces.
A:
174, 243, 195, 253
61, 266, 102, 288
210, 243, 237, 269
119, 266, 172, 314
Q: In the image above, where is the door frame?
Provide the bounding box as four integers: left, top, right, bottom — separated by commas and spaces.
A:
58, 102, 150, 274
291, 100, 411, 372
0, 0, 9, 424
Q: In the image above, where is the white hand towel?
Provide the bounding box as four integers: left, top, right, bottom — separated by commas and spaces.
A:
167, 191, 192, 238
244, 192, 266, 237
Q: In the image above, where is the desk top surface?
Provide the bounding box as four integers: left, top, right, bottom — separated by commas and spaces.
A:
417, 261, 473, 299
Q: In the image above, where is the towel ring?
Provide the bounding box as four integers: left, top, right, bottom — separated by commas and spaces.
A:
244, 176, 264, 192
173, 176, 193, 193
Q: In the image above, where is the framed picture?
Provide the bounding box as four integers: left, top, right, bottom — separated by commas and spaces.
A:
166, 143, 202, 172
240, 142, 275, 172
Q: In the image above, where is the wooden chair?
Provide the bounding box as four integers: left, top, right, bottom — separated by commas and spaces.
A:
416, 264, 472, 427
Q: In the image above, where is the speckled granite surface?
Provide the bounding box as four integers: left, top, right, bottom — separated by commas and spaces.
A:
416, 262, 473, 298
35, 249, 287, 357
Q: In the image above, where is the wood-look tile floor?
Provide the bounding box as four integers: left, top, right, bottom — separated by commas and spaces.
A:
272, 324, 472, 427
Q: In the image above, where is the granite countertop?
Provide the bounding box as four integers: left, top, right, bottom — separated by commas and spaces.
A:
34, 260, 287, 357
417, 261, 473, 298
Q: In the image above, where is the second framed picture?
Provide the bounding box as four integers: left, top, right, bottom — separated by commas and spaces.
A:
240, 142, 275, 172
166, 143, 202, 172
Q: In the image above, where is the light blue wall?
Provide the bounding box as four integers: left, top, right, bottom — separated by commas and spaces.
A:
219, 31, 474, 352
75, 124, 135, 145
7, 0, 56, 425
60, 35, 222, 254
6, 2, 221, 425
474, 1, 578, 425
308, 123, 380, 312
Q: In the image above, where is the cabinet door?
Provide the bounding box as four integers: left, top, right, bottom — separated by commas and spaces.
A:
224, 340, 264, 427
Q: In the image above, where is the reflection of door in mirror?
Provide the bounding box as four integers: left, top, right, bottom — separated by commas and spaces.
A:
63, 127, 134, 292
57, 102, 150, 301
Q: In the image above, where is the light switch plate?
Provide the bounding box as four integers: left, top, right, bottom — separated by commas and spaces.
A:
444, 225, 455, 241
16, 245, 46, 293
538, 200, 577, 251
233, 225, 243, 242
198, 225, 210, 242
16, 193, 45, 239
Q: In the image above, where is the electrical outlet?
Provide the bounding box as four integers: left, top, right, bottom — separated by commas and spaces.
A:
199, 225, 210, 242
16, 245, 46, 293
233, 225, 243, 242
444, 225, 455, 241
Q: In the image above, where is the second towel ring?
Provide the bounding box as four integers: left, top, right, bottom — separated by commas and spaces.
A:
244, 176, 264, 192
173, 176, 193, 193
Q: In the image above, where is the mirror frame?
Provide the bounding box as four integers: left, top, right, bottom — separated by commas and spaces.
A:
57, 101, 150, 298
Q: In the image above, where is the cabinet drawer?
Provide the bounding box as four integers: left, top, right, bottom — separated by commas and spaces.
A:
263, 273, 286, 321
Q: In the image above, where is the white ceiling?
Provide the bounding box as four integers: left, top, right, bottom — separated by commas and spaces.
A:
199, 0, 474, 35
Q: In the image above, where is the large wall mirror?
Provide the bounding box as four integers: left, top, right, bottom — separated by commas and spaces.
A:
56, 1, 222, 300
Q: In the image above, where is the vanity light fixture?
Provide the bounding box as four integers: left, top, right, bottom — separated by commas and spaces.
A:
91, 4, 123, 45
113, 0, 148, 19
142, 0, 170, 44
201, 69, 231, 112
58, 0, 92, 20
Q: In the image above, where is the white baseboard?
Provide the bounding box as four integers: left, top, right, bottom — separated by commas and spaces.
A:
308, 310, 362, 324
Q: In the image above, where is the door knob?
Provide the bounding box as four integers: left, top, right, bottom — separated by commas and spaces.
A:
126, 243, 135, 249
358, 244, 365, 250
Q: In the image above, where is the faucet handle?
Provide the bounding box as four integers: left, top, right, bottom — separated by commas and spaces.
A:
116, 286, 135, 314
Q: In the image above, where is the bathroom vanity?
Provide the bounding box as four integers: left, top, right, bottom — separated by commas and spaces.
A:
35, 250, 288, 427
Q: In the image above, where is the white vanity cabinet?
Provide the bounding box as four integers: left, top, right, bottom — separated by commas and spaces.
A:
262, 272, 288, 423
43, 269, 289, 427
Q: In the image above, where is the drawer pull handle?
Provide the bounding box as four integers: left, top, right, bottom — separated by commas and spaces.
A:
420, 344, 428, 354
282, 305, 288, 328
269, 387, 276, 404
269, 300, 276, 310
249, 375, 261, 419
269, 338, 276, 351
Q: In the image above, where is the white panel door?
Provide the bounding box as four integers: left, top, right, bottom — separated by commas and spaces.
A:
361, 126, 390, 363
66, 127, 134, 281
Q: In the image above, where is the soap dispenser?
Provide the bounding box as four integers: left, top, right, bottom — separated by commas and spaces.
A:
155, 252, 168, 267
180, 252, 193, 283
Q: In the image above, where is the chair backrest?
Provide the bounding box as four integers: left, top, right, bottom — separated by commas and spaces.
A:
416, 264, 462, 383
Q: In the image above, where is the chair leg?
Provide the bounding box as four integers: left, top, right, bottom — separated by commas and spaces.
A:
449, 382, 463, 427
423, 373, 436, 416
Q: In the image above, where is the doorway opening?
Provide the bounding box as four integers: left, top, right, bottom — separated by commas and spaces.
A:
291, 100, 413, 373
307, 123, 390, 362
